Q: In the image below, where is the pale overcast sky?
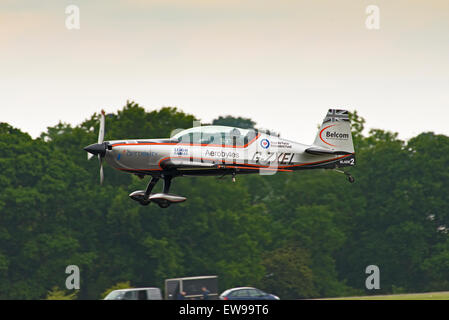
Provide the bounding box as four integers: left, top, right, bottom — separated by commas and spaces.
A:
1, 0, 448, 143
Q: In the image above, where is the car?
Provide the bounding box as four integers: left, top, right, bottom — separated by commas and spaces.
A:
104, 287, 162, 300
219, 287, 279, 300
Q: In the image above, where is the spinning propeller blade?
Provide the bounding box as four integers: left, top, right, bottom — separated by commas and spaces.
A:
99, 156, 104, 185
84, 109, 107, 184
98, 110, 105, 144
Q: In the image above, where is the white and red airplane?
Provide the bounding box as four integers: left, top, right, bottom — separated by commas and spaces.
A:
85, 109, 355, 208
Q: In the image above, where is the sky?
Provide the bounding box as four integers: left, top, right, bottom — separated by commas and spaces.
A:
1, 0, 448, 143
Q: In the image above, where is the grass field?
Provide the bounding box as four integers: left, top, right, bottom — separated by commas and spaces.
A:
323, 291, 449, 300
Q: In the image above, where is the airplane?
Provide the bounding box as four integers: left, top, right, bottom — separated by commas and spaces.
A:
84, 109, 356, 208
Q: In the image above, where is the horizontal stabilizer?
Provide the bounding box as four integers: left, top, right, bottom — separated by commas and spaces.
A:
305, 147, 352, 156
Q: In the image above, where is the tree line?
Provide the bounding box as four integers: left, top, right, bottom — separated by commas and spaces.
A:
0, 101, 448, 299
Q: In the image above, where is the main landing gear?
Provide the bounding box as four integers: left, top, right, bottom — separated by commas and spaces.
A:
334, 169, 355, 183
129, 175, 187, 208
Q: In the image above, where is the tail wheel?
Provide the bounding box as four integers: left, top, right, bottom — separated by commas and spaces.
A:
348, 175, 355, 183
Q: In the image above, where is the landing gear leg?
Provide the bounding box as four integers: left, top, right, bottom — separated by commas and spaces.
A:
334, 169, 355, 184
145, 176, 160, 198
156, 175, 173, 208
163, 175, 172, 193
139, 176, 160, 206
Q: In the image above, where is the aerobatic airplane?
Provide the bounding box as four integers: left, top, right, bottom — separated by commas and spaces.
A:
84, 109, 356, 208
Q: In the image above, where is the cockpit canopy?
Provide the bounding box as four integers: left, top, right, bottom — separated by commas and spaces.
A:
171, 125, 258, 146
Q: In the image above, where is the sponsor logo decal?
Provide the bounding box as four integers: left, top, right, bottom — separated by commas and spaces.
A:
320, 125, 350, 143
260, 139, 270, 149
326, 131, 349, 139
205, 150, 239, 159
174, 147, 189, 156
119, 149, 158, 159
271, 141, 292, 149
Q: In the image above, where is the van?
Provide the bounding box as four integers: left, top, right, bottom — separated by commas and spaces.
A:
104, 287, 162, 300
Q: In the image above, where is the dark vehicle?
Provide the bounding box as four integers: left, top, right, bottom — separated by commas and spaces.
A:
165, 276, 218, 300
219, 287, 279, 300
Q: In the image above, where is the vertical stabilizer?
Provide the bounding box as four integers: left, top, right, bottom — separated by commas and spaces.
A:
313, 109, 354, 153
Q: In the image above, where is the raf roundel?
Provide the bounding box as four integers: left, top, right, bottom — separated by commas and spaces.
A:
260, 138, 270, 149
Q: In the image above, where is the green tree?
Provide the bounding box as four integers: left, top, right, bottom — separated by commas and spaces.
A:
101, 281, 132, 299
212, 115, 256, 129
46, 286, 78, 300
260, 244, 317, 299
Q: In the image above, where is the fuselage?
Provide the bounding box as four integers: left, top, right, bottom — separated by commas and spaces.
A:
103, 128, 354, 178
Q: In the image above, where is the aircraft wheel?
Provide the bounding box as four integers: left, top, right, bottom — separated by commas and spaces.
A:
158, 200, 170, 208
139, 200, 151, 206
348, 175, 355, 183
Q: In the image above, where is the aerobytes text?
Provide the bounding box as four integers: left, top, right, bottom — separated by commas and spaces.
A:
205, 150, 239, 159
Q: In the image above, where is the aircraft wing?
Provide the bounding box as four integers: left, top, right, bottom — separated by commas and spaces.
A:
161, 159, 219, 171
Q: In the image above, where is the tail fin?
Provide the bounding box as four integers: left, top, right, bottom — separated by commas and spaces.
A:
312, 109, 354, 153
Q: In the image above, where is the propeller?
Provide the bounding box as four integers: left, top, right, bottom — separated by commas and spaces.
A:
99, 157, 104, 185
84, 110, 107, 184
